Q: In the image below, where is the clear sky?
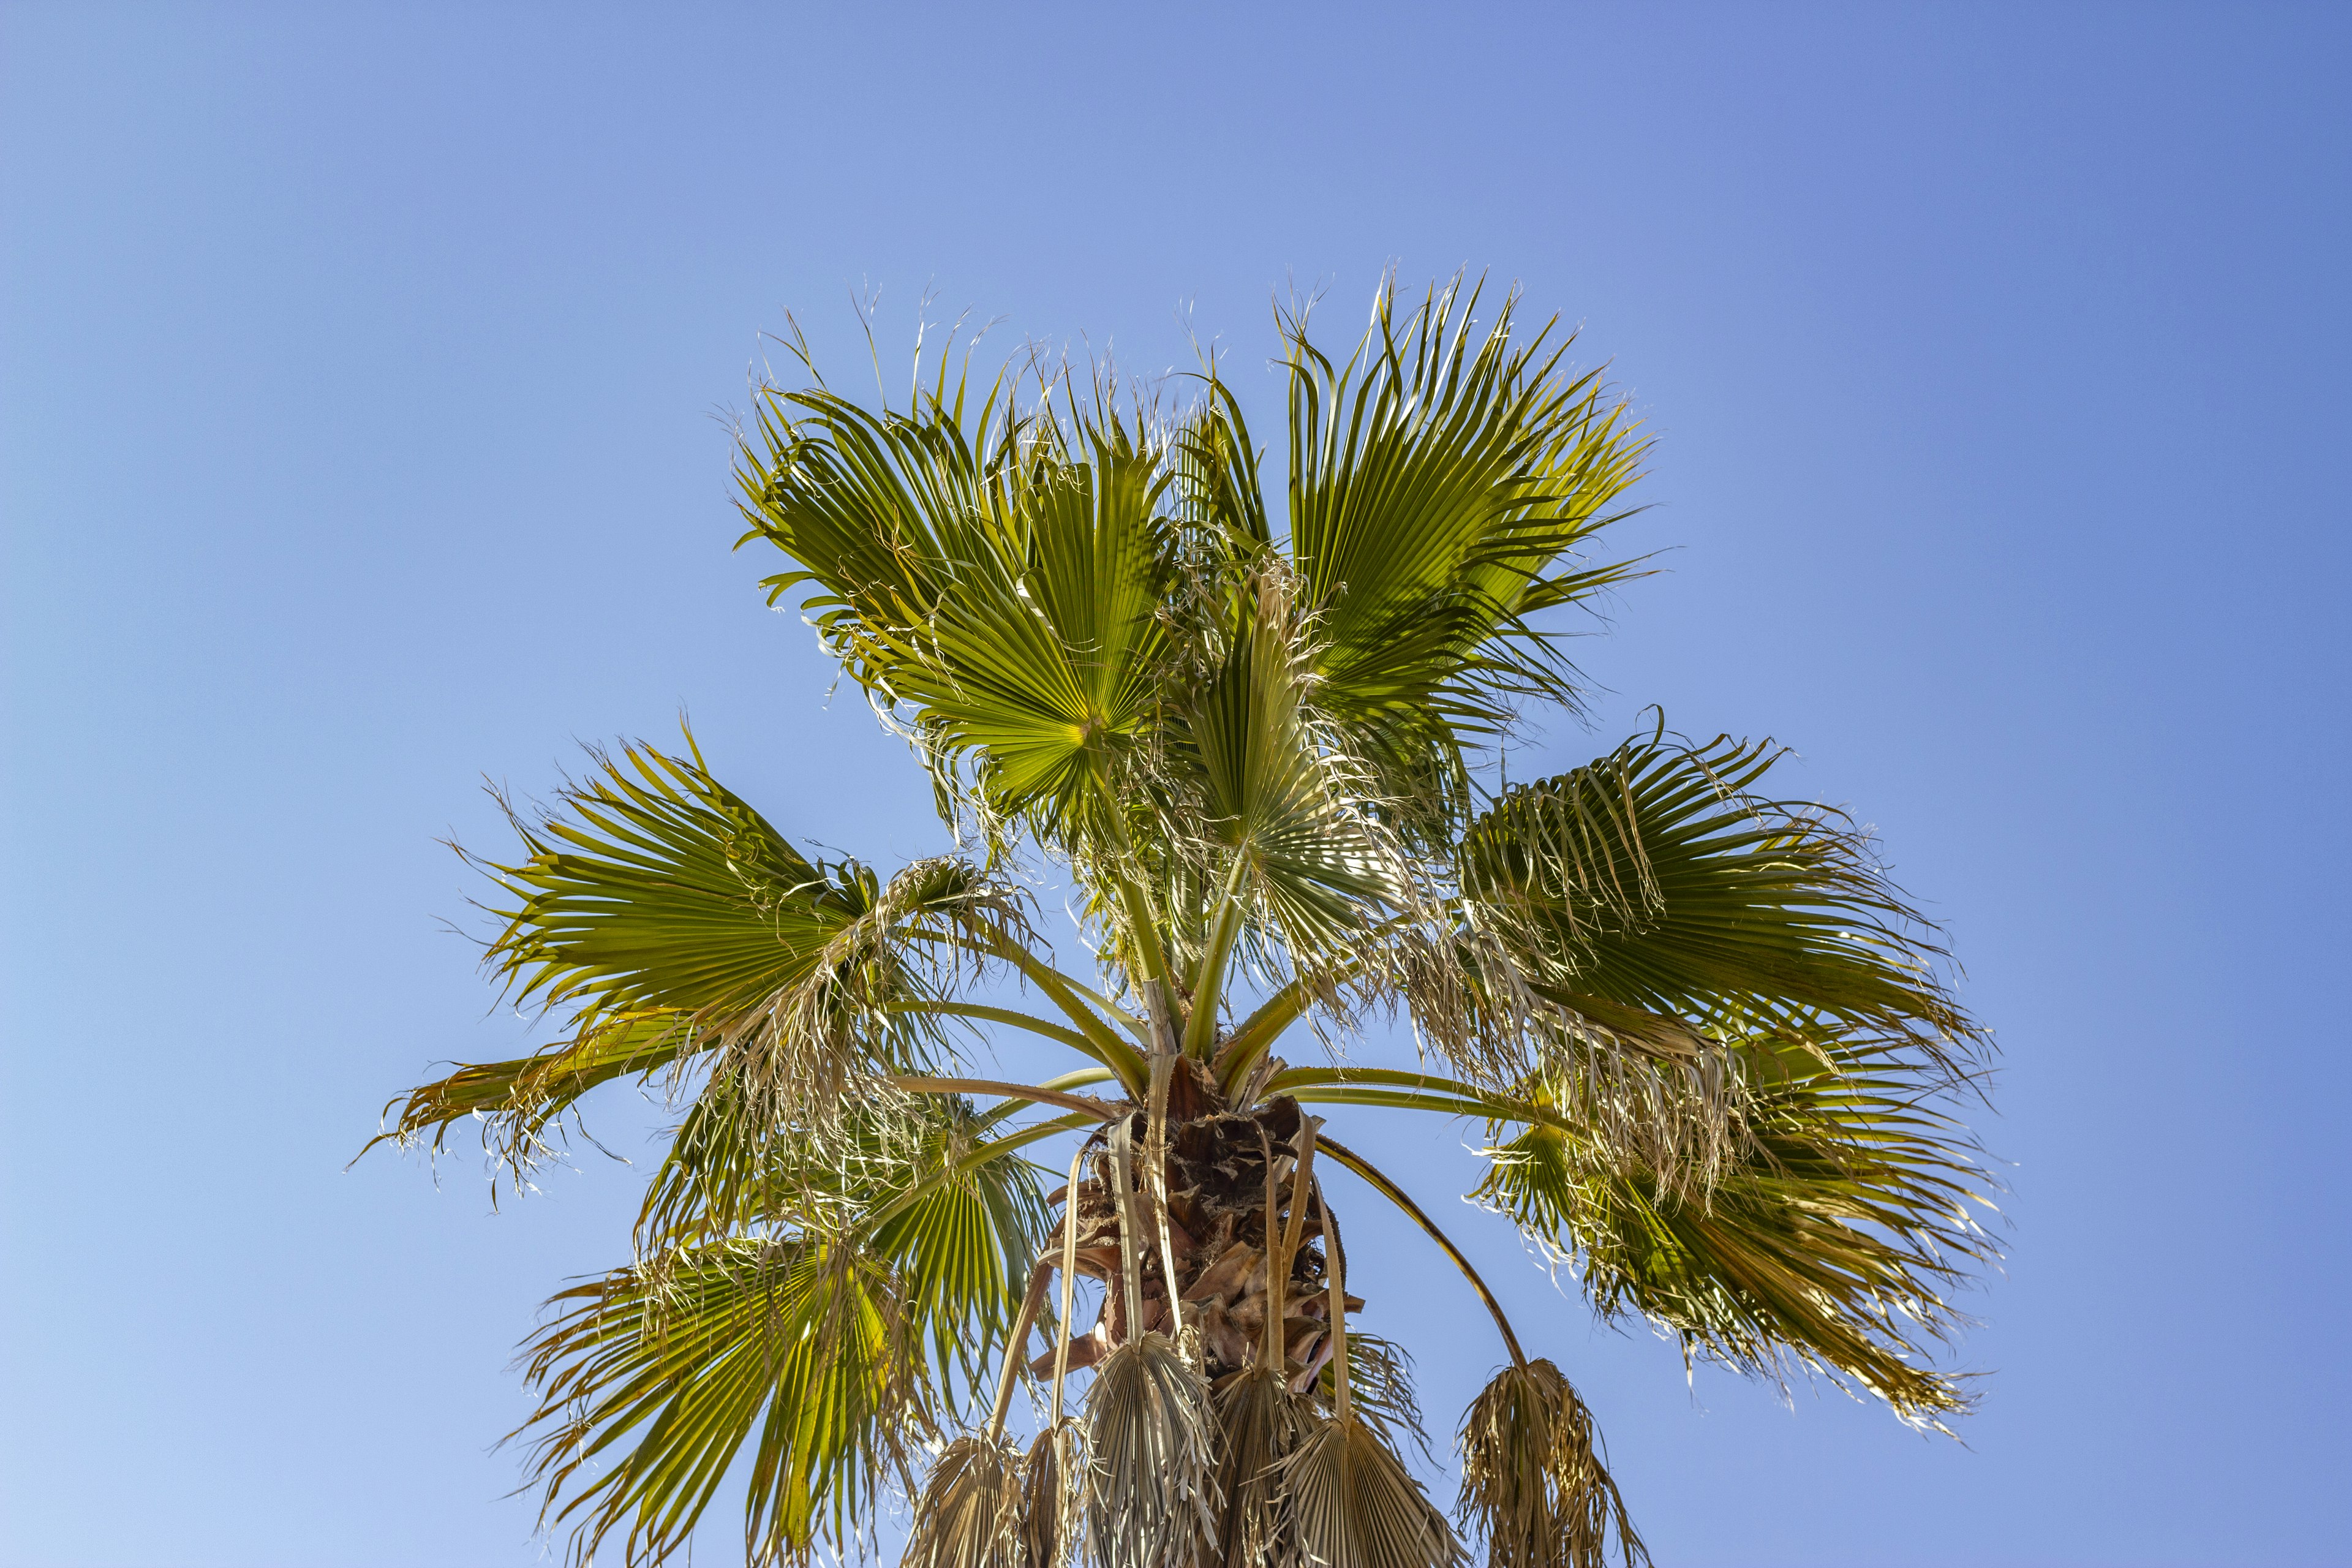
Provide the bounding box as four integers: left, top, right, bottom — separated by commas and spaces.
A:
4, 5, 2347, 1566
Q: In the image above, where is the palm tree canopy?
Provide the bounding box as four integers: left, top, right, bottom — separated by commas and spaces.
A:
382, 277, 1994, 1568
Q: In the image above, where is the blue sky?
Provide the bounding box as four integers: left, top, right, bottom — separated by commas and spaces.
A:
4, 5, 2346, 1565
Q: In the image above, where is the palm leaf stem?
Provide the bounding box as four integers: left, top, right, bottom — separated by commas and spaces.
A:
970, 1066, 1117, 1134
1319, 1174, 1354, 1420
891, 1001, 1101, 1057
1182, 858, 1254, 1060
1142, 1055, 1186, 1335
889, 1076, 1122, 1122
1045, 974, 1153, 1048
1091, 780, 1178, 1009
1319, 1136, 1528, 1367
1257, 1125, 1285, 1365
860, 1111, 1096, 1237
948, 933, 1148, 1094
1213, 925, 1399, 1092
1107, 1117, 1147, 1332
1050, 1143, 1088, 1424
1215, 977, 1314, 1094
987, 1261, 1055, 1441
1085, 811, 1188, 1068
1275, 1067, 1585, 1142
1273, 1117, 1318, 1345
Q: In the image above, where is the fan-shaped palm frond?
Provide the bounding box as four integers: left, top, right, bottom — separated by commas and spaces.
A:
1474, 1034, 1990, 1422
1085, 1331, 1220, 1568
1283, 276, 1649, 843
904, 1433, 1026, 1568
514, 1236, 924, 1567
513, 1107, 1055, 1565
1168, 568, 1426, 1028
1216, 1363, 1316, 1567
1017, 1419, 1083, 1568
737, 364, 1180, 854
382, 739, 1043, 1175
638, 1089, 1054, 1396
1457, 728, 1980, 1072
1283, 1415, 1465, 1568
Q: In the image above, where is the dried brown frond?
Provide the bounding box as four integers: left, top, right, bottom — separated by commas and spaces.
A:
1281, 1412, 1465, 1568
1456, 1359, 1645, 1568
906, 1433, 1025, 1568
1314, 1333, 1433, 1465
1084, 1332, 1220, 1568
1215, 1364, 1316, 1567
1019, 1420, 1083, 1568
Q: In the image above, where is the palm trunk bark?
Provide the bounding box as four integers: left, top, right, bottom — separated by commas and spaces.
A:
1031, 1076, 1363, 1390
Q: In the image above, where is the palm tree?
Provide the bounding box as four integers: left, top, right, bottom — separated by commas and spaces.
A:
382, 277, 1992, 1568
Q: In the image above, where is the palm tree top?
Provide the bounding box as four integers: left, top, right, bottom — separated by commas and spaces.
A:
381, 275, 1996, 1568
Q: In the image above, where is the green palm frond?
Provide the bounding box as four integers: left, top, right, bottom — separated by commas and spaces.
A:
637, 1090, 1053, 1400
514, 1111, 1055, 1565
480, 736, 869, 1024
1284, 276, 1649, 840
736, 366, 1180, 853
383, 737, 1031, 1172
1172, 569, 1422, 998
1457, 728, 1980, 1072
514, 1236, 925, 1567
873, 1110, 1056, 1401
370, 1009, 689, 1170
1170, 375, 1272, 551
1473, 1035, 1991, 1423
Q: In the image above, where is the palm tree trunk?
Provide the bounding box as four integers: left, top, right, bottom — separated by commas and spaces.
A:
1033, 1084, 1362, 1390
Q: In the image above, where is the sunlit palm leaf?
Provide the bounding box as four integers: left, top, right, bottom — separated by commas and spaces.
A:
517, 1114, 1052, 1565
481, 737, 858, 1022
1474, 1036, 1991, 1422
1175, 575, 1419, 983
1284, 277, 1649, 839
372, 1009, 687, 1170
1457, 729, 1980, 1069
1170, 376, 1272, 551
385, 738, 1025, 1169
638, 1090, 1052, 1397
736, 371, 1178, 848
517, 1237, 924, 1567
872, 1106, 1055, 1403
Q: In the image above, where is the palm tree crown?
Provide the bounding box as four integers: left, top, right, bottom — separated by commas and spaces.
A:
383, 277, 1994, 1568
